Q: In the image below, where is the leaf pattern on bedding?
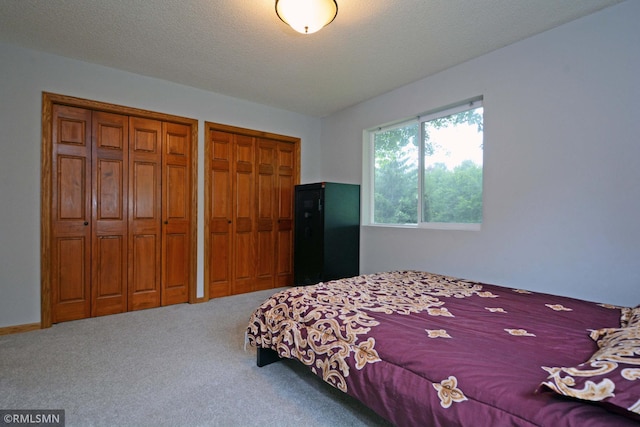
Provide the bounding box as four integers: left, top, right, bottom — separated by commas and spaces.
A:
540, 326, 640, 416
621, 368, 640, 380
433, 376, 468, 408
426, 329, 452, 338
427, 307, 454, 317
246, 270, 493, 394
546, 304, 573, 311
247, 270, 636, 426
541, 365, 616, 401
505, 328, 536, 337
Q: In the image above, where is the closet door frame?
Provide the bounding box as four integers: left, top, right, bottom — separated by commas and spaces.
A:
204, 121, 300, 300
41, 92, 198, 328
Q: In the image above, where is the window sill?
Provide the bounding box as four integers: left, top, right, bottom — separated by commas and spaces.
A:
363, 222, 481, 231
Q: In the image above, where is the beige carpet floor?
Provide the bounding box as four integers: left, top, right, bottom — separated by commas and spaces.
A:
0, 289, 392, 426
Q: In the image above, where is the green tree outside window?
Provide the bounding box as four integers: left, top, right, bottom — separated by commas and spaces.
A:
372, 102, 483, 226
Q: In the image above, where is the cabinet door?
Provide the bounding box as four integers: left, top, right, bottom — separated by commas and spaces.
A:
91, 111, 129, 316
232, 135, 255, 294
208, 130, 233, 297
51, 105, 92, 323
128, 117, 162, 310
275, 142, 295, 287
294, 186, 324, 285
161, 122, 191, 305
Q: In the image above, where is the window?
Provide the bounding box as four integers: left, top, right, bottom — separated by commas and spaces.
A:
367, 98, 484, 229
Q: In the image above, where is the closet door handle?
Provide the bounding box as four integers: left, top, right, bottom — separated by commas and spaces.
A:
84, 221, 89, 226
164, 221, 168, 224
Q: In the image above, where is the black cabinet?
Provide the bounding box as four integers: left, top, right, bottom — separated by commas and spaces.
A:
294, 182, 360, 285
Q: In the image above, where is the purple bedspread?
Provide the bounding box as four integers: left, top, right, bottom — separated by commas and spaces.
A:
246, 271, 637, 426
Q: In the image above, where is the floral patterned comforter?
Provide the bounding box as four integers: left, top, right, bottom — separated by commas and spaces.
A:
246, 271, 637, 426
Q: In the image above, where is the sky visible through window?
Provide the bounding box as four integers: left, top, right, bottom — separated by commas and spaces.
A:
424, 121, 483, 170
371, 104, 483, 226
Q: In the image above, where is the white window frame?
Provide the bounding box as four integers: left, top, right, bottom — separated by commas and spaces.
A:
363, 97, 483, 230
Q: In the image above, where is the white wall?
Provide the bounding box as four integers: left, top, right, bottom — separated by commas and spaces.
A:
320, 0, 640, 306
0, 43, 323, 327
2, 2, 638, 328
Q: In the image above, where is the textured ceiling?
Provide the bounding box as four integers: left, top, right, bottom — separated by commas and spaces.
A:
0, 0, 625, 117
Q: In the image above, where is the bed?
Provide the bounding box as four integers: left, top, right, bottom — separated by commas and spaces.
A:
246, 270, 639, 426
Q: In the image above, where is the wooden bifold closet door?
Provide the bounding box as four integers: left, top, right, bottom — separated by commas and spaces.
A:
51, 106, 130, 322
128, 118, 191, 310
205, 122, 300, 299
45, 94, 195, 325
127, 116, 162, 311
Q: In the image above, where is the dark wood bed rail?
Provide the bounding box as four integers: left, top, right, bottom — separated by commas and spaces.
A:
256, 347, 282, 367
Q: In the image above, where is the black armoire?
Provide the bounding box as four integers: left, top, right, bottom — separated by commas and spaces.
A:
294, 182, 360, 285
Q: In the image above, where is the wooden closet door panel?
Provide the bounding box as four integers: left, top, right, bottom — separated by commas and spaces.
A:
128, 117, 162, 310
51, 105, 92, 323
232, 135, 255, 294
162, 122, 190, 305
92, 111, 128, 316
205, 123, 299, 300
208, 130, 233, 297
275, 142, 295, 287
255, 139, 276, 291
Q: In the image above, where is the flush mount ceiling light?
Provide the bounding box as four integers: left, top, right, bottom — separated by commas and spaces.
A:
275, 0, 338, 34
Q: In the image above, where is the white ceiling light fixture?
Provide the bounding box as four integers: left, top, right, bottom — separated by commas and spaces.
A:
275, 0, 338, 34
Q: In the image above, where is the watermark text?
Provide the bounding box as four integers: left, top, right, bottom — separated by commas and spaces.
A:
1, 410, 64, 427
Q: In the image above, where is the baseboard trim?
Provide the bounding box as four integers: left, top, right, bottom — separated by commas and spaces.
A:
0, 322, 41, 336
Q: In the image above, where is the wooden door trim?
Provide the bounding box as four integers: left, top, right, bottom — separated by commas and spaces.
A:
203, 121, 300, 301
41, 92, 198, 328
205, 122, 301, 145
